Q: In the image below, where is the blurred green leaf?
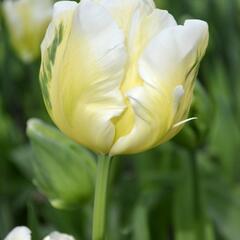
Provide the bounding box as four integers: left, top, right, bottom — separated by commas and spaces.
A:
207, 62, 240, 181
0, 201, 14, 239
11, 145, 34, 179
218, 188, 240, 240
132, 204, 150, 240
175, 223, 215, 240
26, 118, 96, 209
172, 149, 215, 240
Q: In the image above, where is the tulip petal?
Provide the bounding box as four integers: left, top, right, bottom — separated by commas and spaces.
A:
143, 20, 208, 146
99, 0, 175, 54
173, 117, 197, 128
40, 1, 78, 113
139, 20, 208, 125
137, 9, 177, 46
52, 1, 77, 18
43, 231, 75, 240
98, 0, 154, 34
173, 85, 185, 113
4, 226, 31, 240
111, 84, 174, 155
111, 20, 208, 154
139, 20, 209, 92
42, 0, 127, 153
41, 1, 78, 52
112, 8, 177, 143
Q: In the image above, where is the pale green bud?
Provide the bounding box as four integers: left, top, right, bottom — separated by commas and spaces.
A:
27, 119, 96, 209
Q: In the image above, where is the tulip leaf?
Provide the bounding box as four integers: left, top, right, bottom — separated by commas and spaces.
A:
172, 150, 215, 240
27, 118, 96, 209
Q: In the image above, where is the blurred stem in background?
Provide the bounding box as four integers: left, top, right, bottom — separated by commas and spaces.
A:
92, 155, 112, 240
190, 151, 205, 240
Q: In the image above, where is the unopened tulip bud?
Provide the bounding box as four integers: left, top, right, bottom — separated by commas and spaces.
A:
3, 0, 52, 62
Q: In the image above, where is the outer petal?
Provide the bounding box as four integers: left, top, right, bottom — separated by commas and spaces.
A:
41, 0, 127, 154
161, 20, 209, 144
138, 20, 209, 92
111, 20, 208, 155
4, 226, 31, 240
40, 1, 77, 114
43, 232, 75, 240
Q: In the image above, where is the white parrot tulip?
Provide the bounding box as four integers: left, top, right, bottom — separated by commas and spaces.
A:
40, 0, 209, 155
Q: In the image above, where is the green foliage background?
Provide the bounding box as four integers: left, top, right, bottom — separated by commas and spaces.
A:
0, 0, 240, 239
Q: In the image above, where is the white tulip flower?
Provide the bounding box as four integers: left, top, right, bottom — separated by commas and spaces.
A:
40, 0, 209, 155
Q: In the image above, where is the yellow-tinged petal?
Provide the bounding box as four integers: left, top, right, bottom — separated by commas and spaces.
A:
40, 1, 77, 114
98, 0, 154, 35
110, 84, 173, 155
159, 20, 209, 145
41, 0, 127, 154
113, 8, 177, 143
111, 19, 208, 155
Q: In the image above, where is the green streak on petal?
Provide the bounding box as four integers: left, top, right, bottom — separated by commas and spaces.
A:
40, 23, 64, 112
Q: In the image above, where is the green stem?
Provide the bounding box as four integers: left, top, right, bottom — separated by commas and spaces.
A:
92, 155, 112, 240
